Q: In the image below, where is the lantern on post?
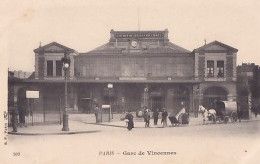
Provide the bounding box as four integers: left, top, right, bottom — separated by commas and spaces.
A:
107, 83, 113, 121
61, 54, 70, 131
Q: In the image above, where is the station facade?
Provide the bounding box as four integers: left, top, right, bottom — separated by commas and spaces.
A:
9, 29, 238, 116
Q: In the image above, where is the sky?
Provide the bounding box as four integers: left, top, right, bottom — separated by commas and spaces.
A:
1, 0, 260, 72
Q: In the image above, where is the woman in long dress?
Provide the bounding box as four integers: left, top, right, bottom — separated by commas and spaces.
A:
125, 111, 134, 131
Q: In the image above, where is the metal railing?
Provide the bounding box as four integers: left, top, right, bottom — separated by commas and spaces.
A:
8, 109, 62, 127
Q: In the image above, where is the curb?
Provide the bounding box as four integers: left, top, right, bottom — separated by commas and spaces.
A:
8, 130, 101, 136
86, 119, 260, 128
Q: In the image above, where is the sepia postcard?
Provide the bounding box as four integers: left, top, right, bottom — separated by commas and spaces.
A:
1, 0, 260, 163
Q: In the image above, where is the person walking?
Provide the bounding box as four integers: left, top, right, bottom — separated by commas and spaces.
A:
125, 111, 134, 131
18, 98, 27, 128
251, 105, 258, 117
153, 108, 159, 125
143, 107, 150, 127
94, 105, 100, 123
237, 103, 242, 122
161, 109, 168, 127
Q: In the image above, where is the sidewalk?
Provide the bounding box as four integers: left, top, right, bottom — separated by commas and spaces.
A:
8, 120, 101, 135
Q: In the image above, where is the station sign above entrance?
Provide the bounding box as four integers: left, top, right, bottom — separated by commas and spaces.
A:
110, 29, 169, 42
115, 33, 164, 38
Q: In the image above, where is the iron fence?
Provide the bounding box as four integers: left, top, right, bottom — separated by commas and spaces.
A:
8, 109, 62, 127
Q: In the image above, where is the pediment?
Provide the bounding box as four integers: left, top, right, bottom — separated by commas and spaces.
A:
204, 44, 227, 51
193, 41, 238, 53
44, 45, 66, 51
34, 42, 75, 53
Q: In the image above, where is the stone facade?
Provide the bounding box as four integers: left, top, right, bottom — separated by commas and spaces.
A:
192, 41, 238, 108
9, 30, 238, 117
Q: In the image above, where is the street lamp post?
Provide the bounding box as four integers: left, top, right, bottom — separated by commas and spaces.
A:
107, 83, 113, 122
61, 55, 70, 131
144, 87, 148, 107
196, 84, 201, 118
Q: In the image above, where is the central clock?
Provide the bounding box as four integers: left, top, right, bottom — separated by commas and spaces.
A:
131, 40, 138, 48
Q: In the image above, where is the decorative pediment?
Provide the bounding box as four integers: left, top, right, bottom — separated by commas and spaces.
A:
193, 41, 238, 53
204, 44, 227, 51
44, 45, 66, 51
34, 42, 75, 53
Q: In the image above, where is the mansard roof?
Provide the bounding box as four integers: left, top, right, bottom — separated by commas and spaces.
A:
79, 41, 190, 55
193, 40, 238, 53
33, 42, 76, 53
78, 29, 191, 56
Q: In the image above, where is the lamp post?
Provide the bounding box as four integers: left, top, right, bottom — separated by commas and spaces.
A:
196, 84, 201, 118
144, 87, 148, 107
107, 83, 113, 122
61, 55, 70, 131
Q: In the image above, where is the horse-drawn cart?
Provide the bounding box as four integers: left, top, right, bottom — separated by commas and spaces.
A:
214, 101, 238, 123
199, 101, 238, 124
168, 108, 189, 126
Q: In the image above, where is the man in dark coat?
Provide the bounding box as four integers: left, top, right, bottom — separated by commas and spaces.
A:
161, 109, 168, 127
251, 105, 258, 117
125, 111, 134, 131
153, 108, 159, 125
237, 103, 242, 122
94, 105, 101, 123
143, 107, 150, 127
17, 98, 27, 127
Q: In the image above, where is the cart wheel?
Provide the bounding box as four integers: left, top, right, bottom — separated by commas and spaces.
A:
231, 112, 238, 123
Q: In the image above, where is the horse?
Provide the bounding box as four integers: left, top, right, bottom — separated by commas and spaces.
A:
198, 105, 216, 124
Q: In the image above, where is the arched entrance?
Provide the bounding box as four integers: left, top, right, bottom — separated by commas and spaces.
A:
203, 86, 228, 108
123, 84, 141, 112
173, 86, 190, 113
149, 87, 165, 111
78, 87, 92, 113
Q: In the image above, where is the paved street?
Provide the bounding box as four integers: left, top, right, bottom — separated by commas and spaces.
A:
3, 116, 260, 164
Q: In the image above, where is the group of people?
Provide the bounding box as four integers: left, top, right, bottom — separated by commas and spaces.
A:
124, 107, 169, 131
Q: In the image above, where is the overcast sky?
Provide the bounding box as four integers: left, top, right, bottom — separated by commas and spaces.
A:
1, 0, 260, 72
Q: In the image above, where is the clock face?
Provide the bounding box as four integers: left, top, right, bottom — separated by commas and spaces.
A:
131, 40, 138, 47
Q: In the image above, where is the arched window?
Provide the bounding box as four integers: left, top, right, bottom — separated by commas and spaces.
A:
203, 87, 227, 108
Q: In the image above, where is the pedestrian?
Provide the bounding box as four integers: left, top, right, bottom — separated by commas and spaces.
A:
161, 108, 168, 127
125, 110, 134, 131
237, 103, 242, 122
143, 107, 150, 127
94, 105, 100, 123
153, 108, 159, 125
18, 99, 27, 127
251, 105, 258, 117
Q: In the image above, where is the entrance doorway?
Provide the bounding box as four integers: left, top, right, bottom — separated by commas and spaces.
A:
203, 87, 227, 109
151, 97, 164, 111
80, 98, 92, 113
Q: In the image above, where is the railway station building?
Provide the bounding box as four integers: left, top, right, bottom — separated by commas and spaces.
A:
9, 29, 238, 116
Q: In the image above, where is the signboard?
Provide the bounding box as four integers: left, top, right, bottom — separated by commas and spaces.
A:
115, 33, 164, 38
26, 91, 39, 99
102, 105, 110, 108
119, 77, 147, 81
